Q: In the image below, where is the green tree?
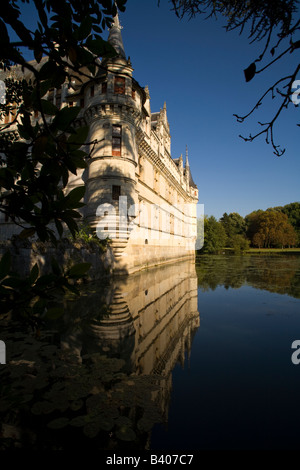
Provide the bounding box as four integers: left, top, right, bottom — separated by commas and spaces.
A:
247, 210, 297, 248
281, 202, 300, 246
0, 0, 127, 325
220, 212, 249, 251
0, 0, 126, 241
201, 215, 227, 253
166, 0, 300, 156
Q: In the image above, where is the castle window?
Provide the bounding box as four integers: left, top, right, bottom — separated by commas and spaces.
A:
114, 76, 125, 95
90, 85, 94, 97
80, 98, 84, 108
112, 185, 121, 201
69, 101, 74, 107
132, 89, 136, 100
102, 82, 107, 93
112, 124, 122, 156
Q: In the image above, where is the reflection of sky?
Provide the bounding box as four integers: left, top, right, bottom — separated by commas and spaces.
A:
0, 340, 5, 364
152, 282, 300, 450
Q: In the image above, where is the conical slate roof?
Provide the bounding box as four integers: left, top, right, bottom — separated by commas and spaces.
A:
107, 12, 126, 59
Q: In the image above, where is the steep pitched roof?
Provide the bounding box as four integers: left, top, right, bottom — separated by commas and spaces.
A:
107, 12, 126, 59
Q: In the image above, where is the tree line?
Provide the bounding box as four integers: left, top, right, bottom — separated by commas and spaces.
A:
199, 202, 300, 253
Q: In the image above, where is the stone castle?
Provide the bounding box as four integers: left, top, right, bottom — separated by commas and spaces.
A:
0, 14, 198, 274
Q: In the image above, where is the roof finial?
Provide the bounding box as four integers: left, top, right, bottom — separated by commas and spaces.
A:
185, 145, 190, 167
107, 9, 126, 59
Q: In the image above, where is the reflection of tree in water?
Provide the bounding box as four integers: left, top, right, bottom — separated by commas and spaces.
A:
0, 318, 164, 451
196, 254, 300, 298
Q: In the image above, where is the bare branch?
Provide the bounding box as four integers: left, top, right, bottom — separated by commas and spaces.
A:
235, 63, 300, 156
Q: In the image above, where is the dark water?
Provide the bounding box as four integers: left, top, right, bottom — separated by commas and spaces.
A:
1, 254, 300, 450
151, 254, 300, 450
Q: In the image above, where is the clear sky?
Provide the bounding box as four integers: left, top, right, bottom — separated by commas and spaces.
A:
116, 0, 299, 219
9, 0, 300, 220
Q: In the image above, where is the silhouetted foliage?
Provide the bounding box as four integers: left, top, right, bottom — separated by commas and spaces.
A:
0, 0, 127, 325
0, 0, 127, 241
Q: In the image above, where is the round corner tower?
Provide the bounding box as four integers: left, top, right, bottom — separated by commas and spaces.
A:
83, 13, 144, 234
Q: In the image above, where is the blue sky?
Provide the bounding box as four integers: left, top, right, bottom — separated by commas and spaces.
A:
117, 0, 299, 219
10, 0, 300, 219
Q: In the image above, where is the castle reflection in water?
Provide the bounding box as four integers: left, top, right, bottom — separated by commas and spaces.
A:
65, 259, 200, 423
0, 260, 199, 449
88, 260, 198, 365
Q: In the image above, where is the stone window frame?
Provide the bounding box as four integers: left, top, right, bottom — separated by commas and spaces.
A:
112, 124, 122, 156
114, 76, 125, 95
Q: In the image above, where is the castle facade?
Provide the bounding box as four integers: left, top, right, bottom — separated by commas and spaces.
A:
0, 14, 198, 274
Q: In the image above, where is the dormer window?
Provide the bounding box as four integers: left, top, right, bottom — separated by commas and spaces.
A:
114, 77, 125, 95
112, 124, 122, 156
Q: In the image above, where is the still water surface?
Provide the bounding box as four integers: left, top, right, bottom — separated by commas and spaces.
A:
152, 255, 300, 450
1, 254, 300, 450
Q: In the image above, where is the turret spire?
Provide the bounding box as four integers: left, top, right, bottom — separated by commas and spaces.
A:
185, 145, 190, 168
108, 10, 126, 59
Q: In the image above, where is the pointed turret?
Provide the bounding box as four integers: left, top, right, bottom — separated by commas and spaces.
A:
108, 11, 126, 59
184, 146, 197, 189
185, 145, 190, 168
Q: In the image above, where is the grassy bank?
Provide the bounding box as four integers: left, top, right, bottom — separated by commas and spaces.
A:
197, 248, 300, 255
246, 248, 300, 254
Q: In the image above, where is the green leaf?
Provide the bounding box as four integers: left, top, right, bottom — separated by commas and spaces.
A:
45, 307, 64, 320
0, 19, 10, 44
39, 61, 57, 80
116, 0, 127, 12
291, 40, 300, 50
86, 37, 116, 57
29, 263, 39, 284
51, 257, 61, 275
0, 252, 11, 280
47, 417, 69, 429
55, 219, 64, 237
34, 47, 43, 64
35, 273, 57, 287
64, 216, 79, 237
115, 425, 136, 441
67, 186, 85, 203
67, 126, 89, 148
32, 298, 47, 315
1, 277, 24, 289
67, 263, 91, 278
52, 106, 80, 132
40, 99, 58, 116
76, 17, 93, 41
244, 62, 256, 82
19, 228, 36, 239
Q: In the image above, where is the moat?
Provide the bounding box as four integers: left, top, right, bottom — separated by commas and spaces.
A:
1, 254, 300, 450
